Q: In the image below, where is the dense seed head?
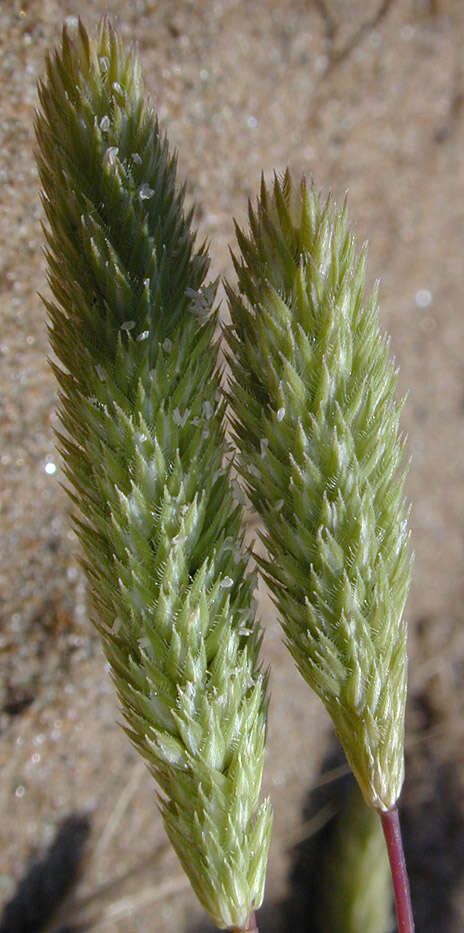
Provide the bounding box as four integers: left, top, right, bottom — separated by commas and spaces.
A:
226, 172, 412, 810
35, 19, 271, 928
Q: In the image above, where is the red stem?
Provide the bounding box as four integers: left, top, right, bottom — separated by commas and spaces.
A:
380, 806, 415, 933
231, 911, 258, 933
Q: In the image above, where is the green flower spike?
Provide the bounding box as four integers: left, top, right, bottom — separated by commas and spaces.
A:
225, 172, 412, 813
35, 19, 271, 931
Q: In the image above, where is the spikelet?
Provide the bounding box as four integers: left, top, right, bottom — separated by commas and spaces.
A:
226, 172, 412, 811
35, 20, 271, 929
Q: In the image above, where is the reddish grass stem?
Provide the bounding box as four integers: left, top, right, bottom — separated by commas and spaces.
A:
231, 911, 258, 932
380, 806, 415, 933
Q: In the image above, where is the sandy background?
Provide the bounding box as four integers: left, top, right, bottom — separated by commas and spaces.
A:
1, 0, 463, 930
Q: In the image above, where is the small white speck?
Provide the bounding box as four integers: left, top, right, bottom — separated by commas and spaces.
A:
99, 115, 110, 132
120, 320, 136, 331
272, 772, 285, 787
137, 330, 150, 342
232, 480, 246, 505
15, 785, 26, 799
202, 400, 213, 419
44, 461, 56, 475
247, 114, 259, 129
139, 183, 154, 200
415, 288, 432, 309
132, 153, 142, 165
184, 681, 195, 699
99, 56, 109, 74
315, 54, 329, 75
104, 146, 119, 167
112, 81, 124, 96
276, 407, 285, 422
401, 24, 415, 42
185, 284, 214, 317
200, 69, 209, 82
221, 576, 234, 589
173, 408, 189, 427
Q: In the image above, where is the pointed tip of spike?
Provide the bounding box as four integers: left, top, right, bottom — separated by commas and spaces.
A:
281, 166, 291, 198
77, 17, 90, 59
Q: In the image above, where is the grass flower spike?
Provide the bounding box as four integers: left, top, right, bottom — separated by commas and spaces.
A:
226, 173, 412, 814
35, 20, 271, 930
